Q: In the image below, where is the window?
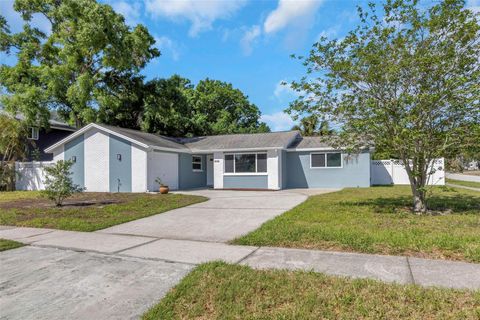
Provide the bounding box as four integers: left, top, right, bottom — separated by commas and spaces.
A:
310, 152, 342, 168
192, 155, 203, 171
28, 127, 39, 140
225, 154, 234, 173
224, 153, 267, 174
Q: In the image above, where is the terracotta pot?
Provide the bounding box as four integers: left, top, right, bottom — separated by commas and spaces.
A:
159, 185, 169, 194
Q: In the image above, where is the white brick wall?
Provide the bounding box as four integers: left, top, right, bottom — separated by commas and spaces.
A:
84, 129, 109, 192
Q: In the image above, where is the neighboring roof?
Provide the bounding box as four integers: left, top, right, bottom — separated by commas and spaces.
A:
178, 131, 300, 152
287, 136, 333, 150
99, 124, 189, 151
0, 108, 76, 131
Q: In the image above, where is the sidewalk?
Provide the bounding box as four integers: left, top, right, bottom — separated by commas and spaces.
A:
1, 225, 479, 290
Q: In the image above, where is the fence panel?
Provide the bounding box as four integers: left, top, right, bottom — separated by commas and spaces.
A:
15, 162, 54, 191
371, 158, 445, 186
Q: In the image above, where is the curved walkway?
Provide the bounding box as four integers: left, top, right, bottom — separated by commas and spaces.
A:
1, 189, 480, 319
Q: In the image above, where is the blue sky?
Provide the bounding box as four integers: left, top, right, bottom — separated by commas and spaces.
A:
1, 0, 479, 131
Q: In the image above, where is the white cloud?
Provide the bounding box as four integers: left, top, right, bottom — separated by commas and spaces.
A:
0, 0, 51, 35
467, 0, 480, 13
111, 1, 142, 26
240, 25, 261, 55
261, 112, 296, 131
145, 0, 247, 36
273, 80, 298, 100
264, 0, 324, 34
155, 36, 181, 61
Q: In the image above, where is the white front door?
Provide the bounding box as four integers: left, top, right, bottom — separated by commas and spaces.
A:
206, 154, 214, 186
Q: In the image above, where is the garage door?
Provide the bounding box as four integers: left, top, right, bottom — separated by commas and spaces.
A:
148, 151, 179, 190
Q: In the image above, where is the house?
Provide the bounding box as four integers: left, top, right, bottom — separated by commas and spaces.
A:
1, 110, 77, 161
44, 123, 372, 192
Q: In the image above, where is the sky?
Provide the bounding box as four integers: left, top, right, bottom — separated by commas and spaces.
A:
1, 0, 479, 131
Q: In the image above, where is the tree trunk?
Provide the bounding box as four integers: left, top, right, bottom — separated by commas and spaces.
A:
412, 186, 427, 214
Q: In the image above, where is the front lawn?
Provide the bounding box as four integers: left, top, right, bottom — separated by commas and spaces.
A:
0, 239, 24, 252
234, 186, 480, 263
446, 178, 480, 189
0, 191, 206, 231
143, 262, 480, 319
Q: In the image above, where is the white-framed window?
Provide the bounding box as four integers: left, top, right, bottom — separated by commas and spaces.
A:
310, 152, 342, 168
224, 152, 267, 174
28, 127, 39, 140
192, 155, 203, 171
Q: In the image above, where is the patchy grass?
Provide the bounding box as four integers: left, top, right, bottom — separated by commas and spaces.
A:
0, 239, 24, 252
143, 262, 480, 320
234, 186, 480, 263
447, 178, 480, 189
0, 192, 206, 232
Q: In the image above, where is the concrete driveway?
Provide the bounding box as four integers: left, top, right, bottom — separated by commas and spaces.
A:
98, 189, 312, 242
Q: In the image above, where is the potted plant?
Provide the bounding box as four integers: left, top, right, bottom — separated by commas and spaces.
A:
155, 177, 169, 194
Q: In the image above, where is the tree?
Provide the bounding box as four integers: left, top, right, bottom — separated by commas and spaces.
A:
292, 115, 334, 136
287, 0, 480, 213
189, 79, 270, 135
141, 75, 196, 136
42, 160, 83, 206
0, 0, 159, 128
0, 114, 30, 190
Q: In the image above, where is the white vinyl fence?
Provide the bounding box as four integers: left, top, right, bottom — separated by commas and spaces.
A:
15, 161, 54, 191
371, 158, 445, 186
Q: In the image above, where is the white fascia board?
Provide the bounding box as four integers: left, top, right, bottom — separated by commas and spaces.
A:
45, 123, 150, 152
150, 146, 191, 154
188, 147, 284, 153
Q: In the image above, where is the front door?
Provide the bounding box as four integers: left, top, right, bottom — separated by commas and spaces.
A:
206, 154, 214, 186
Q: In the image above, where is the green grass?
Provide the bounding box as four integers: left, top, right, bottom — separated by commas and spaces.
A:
0, 191, 206, 232
143, 262, 480, 319
0, 239, 24, 252
446, 178, 480, 189
234, 186, 480, 263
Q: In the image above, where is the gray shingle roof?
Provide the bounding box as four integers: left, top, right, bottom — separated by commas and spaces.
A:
178, 131, 300, 152
288, 136, 333, 149
98, 124, 189, 151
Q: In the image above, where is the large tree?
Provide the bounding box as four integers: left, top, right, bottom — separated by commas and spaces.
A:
189, 79, 270, 135
287, 0, 479, 213
141, 75, 196, 137
0, 0, 159, 127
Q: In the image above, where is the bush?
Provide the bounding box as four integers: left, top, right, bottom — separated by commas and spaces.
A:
42, 160, 83, 206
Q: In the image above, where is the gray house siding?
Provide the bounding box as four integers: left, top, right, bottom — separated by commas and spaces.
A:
285, 150, 371, 188
223, 175, 268, 189
64, 134, 84, 188
178, 153, 207, 189
109, 135, 132, 192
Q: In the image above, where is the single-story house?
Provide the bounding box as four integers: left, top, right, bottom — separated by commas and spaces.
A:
44, 123, 372, 192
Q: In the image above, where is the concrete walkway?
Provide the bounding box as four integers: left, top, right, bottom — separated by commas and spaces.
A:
1, 189, 480, 319
446, 172, 480, 182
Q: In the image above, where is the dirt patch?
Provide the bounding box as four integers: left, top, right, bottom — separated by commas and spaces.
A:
0, 192, 131, 209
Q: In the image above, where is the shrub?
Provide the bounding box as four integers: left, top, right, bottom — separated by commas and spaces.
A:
42, 160, 83, 206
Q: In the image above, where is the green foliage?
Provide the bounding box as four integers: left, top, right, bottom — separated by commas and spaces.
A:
287, 0, 480, 212
42, 160, 83, 206
140, 76, 270, 137
0, 0, 159, 127
0, 114, 31, 190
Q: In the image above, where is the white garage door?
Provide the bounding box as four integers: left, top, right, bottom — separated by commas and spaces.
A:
147, 151, 179, 190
